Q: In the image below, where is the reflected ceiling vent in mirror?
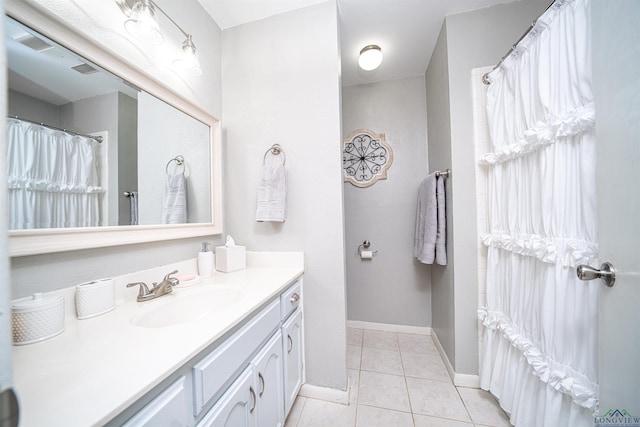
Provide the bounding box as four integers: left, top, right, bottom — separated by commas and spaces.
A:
16, 35, 53, 53
116, 0, 202, 77
71, 63, 99, 75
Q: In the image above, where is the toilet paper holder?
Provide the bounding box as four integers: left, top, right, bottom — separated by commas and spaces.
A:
358, 240, 378, 257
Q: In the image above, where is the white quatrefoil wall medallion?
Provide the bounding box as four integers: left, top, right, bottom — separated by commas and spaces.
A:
342, 129, 394, 188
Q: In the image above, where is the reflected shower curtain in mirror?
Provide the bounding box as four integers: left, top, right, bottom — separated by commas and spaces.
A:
478, 1, 598, 426
7, 118, 103, 229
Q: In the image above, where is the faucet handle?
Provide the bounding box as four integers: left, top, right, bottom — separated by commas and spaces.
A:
126, 282, 150, 297
164, 270, 179, 285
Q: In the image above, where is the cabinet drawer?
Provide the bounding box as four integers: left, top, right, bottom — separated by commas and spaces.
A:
192, 299, 280, 416
280, 280, 301, 321
122, 377, 188, 427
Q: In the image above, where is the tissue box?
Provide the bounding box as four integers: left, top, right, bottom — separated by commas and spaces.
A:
215, 246, 246, 272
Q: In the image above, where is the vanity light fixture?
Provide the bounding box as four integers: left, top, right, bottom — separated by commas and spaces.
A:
124, 0, 163, 46
173, 35, 202, 77
117, 0, 202, 76
358, 44, 383, 71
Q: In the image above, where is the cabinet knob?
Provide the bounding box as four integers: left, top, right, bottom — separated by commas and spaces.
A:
290, 293, 300, 304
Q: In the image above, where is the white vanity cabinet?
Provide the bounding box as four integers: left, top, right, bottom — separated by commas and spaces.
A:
113, 278, 302, 427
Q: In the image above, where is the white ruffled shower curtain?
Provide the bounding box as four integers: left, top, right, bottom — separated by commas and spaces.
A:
7, 118, 103, 229
478, 1, 598, 426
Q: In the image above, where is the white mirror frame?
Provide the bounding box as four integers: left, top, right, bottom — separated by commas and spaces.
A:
6, 2, 224, 257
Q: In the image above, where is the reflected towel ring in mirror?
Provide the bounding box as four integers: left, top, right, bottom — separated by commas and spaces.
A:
263, 144, 286, 165
166, 155, 185, 174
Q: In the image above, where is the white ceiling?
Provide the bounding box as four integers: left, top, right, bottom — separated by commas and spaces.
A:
197, 0, 536, 87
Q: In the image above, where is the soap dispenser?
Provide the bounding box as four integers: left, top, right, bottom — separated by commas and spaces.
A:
198, 242, 214, 277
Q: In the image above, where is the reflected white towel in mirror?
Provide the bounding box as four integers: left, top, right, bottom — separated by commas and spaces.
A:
162, 173, 187, 224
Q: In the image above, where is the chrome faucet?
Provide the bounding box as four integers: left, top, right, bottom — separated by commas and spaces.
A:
126, 270, 180, 302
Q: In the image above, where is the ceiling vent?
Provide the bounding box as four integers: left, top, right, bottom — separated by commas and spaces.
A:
71, 63, 99, 75
16, 34, 54, 53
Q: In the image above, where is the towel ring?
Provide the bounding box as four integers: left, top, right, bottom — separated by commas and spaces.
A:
263, 144, 286, 166
166, 155, 185, 174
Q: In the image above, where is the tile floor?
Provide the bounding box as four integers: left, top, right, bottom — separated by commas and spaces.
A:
284, 327, 511, 427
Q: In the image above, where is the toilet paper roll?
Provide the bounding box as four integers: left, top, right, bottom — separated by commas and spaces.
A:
360, 250, 373, 259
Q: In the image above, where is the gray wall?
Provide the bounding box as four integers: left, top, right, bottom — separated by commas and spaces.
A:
425, 23, 455, 365
222, 2, 347, 390
8, 89, 59, 124
9, 0, 225, 298
425, 0, 550, 374
342, 76, 431, 327
137, 92, 211, 225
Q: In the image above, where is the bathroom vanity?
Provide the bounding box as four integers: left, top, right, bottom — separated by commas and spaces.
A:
11, 252, 304, 427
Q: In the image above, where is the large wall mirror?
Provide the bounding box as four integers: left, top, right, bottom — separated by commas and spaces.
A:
6, 5, 223, 256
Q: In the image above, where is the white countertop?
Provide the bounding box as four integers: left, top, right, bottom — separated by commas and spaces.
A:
12, 252, 304, 427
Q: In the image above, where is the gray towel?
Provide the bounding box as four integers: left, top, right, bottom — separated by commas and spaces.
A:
414, 173, 437, 264
435, 176, 447, 265
162, 173, 187, 224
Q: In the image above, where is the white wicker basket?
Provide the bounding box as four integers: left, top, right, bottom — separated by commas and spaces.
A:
12, 293, 64, 345
75, 278, 115, 320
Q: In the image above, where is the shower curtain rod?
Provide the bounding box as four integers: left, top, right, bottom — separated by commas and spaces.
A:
482, 0, 557, 85
7, 115, 103, 143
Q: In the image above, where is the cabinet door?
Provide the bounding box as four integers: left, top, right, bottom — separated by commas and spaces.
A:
252, 332, 284, 427
197, 367, 257, 427
282, 309, 303, 416
122, 377, 188, 427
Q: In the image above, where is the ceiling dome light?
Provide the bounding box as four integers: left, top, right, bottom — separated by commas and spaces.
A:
124, 0, 163, 46
358, 45, 383, 71
173, 35, 202, 77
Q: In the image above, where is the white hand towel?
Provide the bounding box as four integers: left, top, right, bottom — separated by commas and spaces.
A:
435, 176, 447, 265
162, 173, 187, 224
414, 173, 437, 264
256, 160, 287, 222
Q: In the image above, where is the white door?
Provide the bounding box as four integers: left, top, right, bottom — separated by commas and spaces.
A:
252, 332, 284, 427
591, 0, 640, 419
282, 309, 303, 416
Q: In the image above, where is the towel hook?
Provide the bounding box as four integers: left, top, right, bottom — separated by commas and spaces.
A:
435, 169, 451, 178
263, 144, 286, 166
166, 155, 185, 174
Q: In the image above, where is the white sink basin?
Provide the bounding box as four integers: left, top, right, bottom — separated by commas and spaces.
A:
131, 287, 244, 328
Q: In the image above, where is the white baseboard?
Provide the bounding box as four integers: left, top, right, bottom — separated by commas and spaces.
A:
454, 373, 481, 388
298, 383, 349, 405
431, 330, 480, 388
347, 320, 431, 336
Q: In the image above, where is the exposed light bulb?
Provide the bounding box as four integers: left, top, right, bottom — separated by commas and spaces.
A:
173, 35, 202, 77
124, 0, 163, 46
358, 45, 383, 71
